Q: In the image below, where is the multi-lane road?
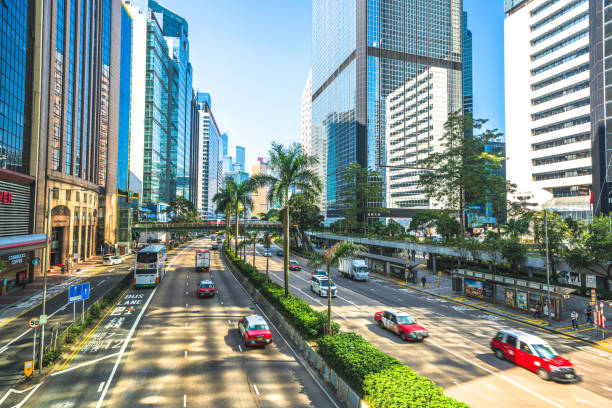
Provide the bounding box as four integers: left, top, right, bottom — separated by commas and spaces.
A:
250, 244, 612, 408
5, 239, 340, 407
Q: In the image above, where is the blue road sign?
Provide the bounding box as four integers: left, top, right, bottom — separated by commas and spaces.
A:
82, 282, 90, 300
68, 284, 83, 303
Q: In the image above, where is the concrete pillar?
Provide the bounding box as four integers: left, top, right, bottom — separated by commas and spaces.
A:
385, 261, 390, 276
432, 254, 437, 274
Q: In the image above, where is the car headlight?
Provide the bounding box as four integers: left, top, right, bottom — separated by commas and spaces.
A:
550, 366, 562, 372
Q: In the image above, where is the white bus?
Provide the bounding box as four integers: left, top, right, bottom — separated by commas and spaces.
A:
134, 245, 167, 288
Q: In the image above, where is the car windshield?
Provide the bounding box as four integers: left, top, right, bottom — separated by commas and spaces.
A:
397, 316, 416, 325
532, 344, 558, 359
319, 279, 335, 287
355, 266, 368, 273
290, 261, 298, 265
316, 270, 327, 275
247, 324, 268, 331
103, 256, 112, 260
200, 283, 213, 289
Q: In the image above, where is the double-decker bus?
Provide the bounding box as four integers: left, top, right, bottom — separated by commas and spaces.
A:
134, 245, 166, 288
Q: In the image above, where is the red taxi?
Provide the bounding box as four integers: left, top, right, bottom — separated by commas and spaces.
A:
491, 329, 577, 382
374, 310, 428, 341
289, 260, 301, 271
198, 280, 216, 297
238, 315, 273, 347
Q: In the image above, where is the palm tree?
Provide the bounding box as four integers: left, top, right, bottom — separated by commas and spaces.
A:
251, 142, 321, 297
237, 230, 258, 265
213, 180, 236, 231
308, 241, 365, 335
260, 232, 277, 282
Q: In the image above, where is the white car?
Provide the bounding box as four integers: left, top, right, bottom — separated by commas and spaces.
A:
103, 255, 124, 265
311, 275, 337, 297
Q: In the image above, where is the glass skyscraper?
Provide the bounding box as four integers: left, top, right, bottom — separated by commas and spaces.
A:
462, 11, 473, 119
196, 92, 223, 217
141, 0, 193, 207
312, 0, 463, 218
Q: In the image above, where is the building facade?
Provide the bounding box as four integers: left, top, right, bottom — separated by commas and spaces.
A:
251, 158, 269, 216
463, 11, 473, 119
189, 91, 199, 207
33, 0, 123, 269
0, 0, 47, 289
505, 0, 592, 220
140, 0, 193, 212
196, 92, 223, 217
312, 0, 463, 219
229, 145, 245, 172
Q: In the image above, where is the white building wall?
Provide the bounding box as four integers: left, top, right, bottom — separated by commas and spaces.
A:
125, 2, 146, 196
385, 67, 449, 210
505, 0, 592, 218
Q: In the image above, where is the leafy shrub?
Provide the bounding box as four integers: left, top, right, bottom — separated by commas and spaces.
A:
317, 332, 400, 394
363, 366, 469, 408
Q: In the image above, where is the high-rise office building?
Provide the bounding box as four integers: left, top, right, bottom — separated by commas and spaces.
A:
136, 0, 193, 213
590, 1, 611, 216
34, 0, 123, 266
312, 0, 463, 219
189, 91, 199, 207
229, 145, 246, 172
463, 11, 473, 119
301, 70, 326, 212
221, 133, 228, 156
505, 0, 592, 220
196, 92, 223, 217
0, 0, 47, 286
252, 158, 269, 216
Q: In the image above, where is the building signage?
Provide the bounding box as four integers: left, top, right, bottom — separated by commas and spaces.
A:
8, 253, 26, 264
0, 191, 13, 203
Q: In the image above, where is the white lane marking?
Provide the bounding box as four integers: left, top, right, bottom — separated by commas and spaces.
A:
96, 278, 107, 287
97, 382, 105, 392
184, 350, 188, 358
185, 322, 188, 327
96, 244, 194, 408
603, 386, 612, 392
227, 266, 341, 408
427, 339, 563, 408
51, 352, 121, 376
186, 303, 188, 307
0, 303, 68, 354
221, 301, 223, 305
0, 383, 43, 406
253, 384, 260, 396
453, 381, 467, 391
577, 365, 594, 372
183, 394, 187, 407
185, 291, 188, 294
238, 345, 243, 352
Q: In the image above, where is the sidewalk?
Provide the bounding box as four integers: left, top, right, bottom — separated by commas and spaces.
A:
372, 265, 612, 351
0, 254, 134, 326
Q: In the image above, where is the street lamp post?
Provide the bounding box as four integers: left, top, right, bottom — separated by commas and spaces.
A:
544, 209, 552, 325
39, 187, 52, 373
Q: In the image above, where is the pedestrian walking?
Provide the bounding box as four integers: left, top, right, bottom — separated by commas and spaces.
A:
421, 276, 426, 287
586, 305, 593, 325
533, 304, 540, 318
571, 310, 579, 330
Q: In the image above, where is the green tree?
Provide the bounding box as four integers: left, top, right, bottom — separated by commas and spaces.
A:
565, 215, 612, 291
308, 241, 365, 335
164, 196, 199, 222
384, 221, 404, 238
532, 211, 569, 284
408, 211, 439, 238
232, 180, 254, 255
258, 208, 280, 222
213, 181, 236, 228
500, 234, 527, 276
238, 230, 258, 267
434, 213, 461, 240
418, 112, 505, 236
340, 162, 386, 235
284, 193, 323, 249
251, 142, 322, 297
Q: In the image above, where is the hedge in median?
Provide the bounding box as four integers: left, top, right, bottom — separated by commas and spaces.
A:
225, 244, 339, 339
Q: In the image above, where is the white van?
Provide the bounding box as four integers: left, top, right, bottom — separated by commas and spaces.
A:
311, 275, 337, 297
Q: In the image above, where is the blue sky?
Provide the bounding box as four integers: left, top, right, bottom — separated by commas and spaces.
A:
162, 1, 505, 168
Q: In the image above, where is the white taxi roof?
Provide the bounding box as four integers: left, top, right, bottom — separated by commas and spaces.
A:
384, 310, 411, 317
245, 315, 267, 325
499, 329, 546, 344
199, 280, 214, 285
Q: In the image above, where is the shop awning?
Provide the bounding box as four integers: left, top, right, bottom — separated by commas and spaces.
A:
0, 234, 47, 256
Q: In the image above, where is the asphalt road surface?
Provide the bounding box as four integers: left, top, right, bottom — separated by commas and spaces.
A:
10, 239, 340, 408
0, 261, 133, 397
251, 244, 612, 408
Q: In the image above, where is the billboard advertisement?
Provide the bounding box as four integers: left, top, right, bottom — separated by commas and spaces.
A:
504, 287, 515, 308
517, 291, 528, 310
465, 279, 494, 300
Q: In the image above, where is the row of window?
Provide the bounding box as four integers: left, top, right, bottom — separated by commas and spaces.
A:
390, 190, 426, 198
532, 115, 589, 136
551, 185, 590, 197
531, 11, 588, 47
531, 80, 589, 105
530, 0, 587, 32
394, 199, 429, 208
532, 149, 591, 166
531, 131, 590, 150
531, 47, 588, 77
389, 74, 433, 104
389, 84, 435, 112
531, 97, 589, 121
532, 63, 589, 91
389, 169, 429, 181
51, 188, 94, 204
533, 166, 591, 181
531, 29, 588, 62
531, 0, 560, 17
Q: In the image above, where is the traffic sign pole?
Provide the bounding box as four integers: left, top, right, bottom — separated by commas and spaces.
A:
73, 302, 75, 321
32, 328, 36, 372
81, 300, 84, 324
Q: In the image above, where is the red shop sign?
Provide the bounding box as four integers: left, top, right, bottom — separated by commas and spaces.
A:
0, 191, 13, 204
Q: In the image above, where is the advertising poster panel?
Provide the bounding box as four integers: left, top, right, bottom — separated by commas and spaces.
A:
517, 291, 528, 310
465, 278, 484, 299
505, 287, 516, 308
529, 292, 541, 312
483, 281, 494, 300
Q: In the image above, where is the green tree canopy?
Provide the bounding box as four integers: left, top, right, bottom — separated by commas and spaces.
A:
164, 196, 199, 222
532, 211, 569, 284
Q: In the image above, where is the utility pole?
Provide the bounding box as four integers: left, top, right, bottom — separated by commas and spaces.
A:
40, 187, 52, 373
544, 209, 552, 325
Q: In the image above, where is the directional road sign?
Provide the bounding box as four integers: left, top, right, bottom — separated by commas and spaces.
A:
69, 284, 83, 303
82, 282, 90, 300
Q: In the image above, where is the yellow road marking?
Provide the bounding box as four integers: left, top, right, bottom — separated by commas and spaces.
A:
0, 263, 121, 329
57, 286, 131, 371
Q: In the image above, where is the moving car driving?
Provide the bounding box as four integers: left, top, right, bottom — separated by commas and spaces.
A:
289, 260, 301, 271
490, 329, 577, 382
238, 315, 272, 347
103, 255, 124, 265
263, 249, 272, 257
374, 310, 428, 341
312, 269, 328, 277
311, 275, 337, 297
198, 280, 216, 297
